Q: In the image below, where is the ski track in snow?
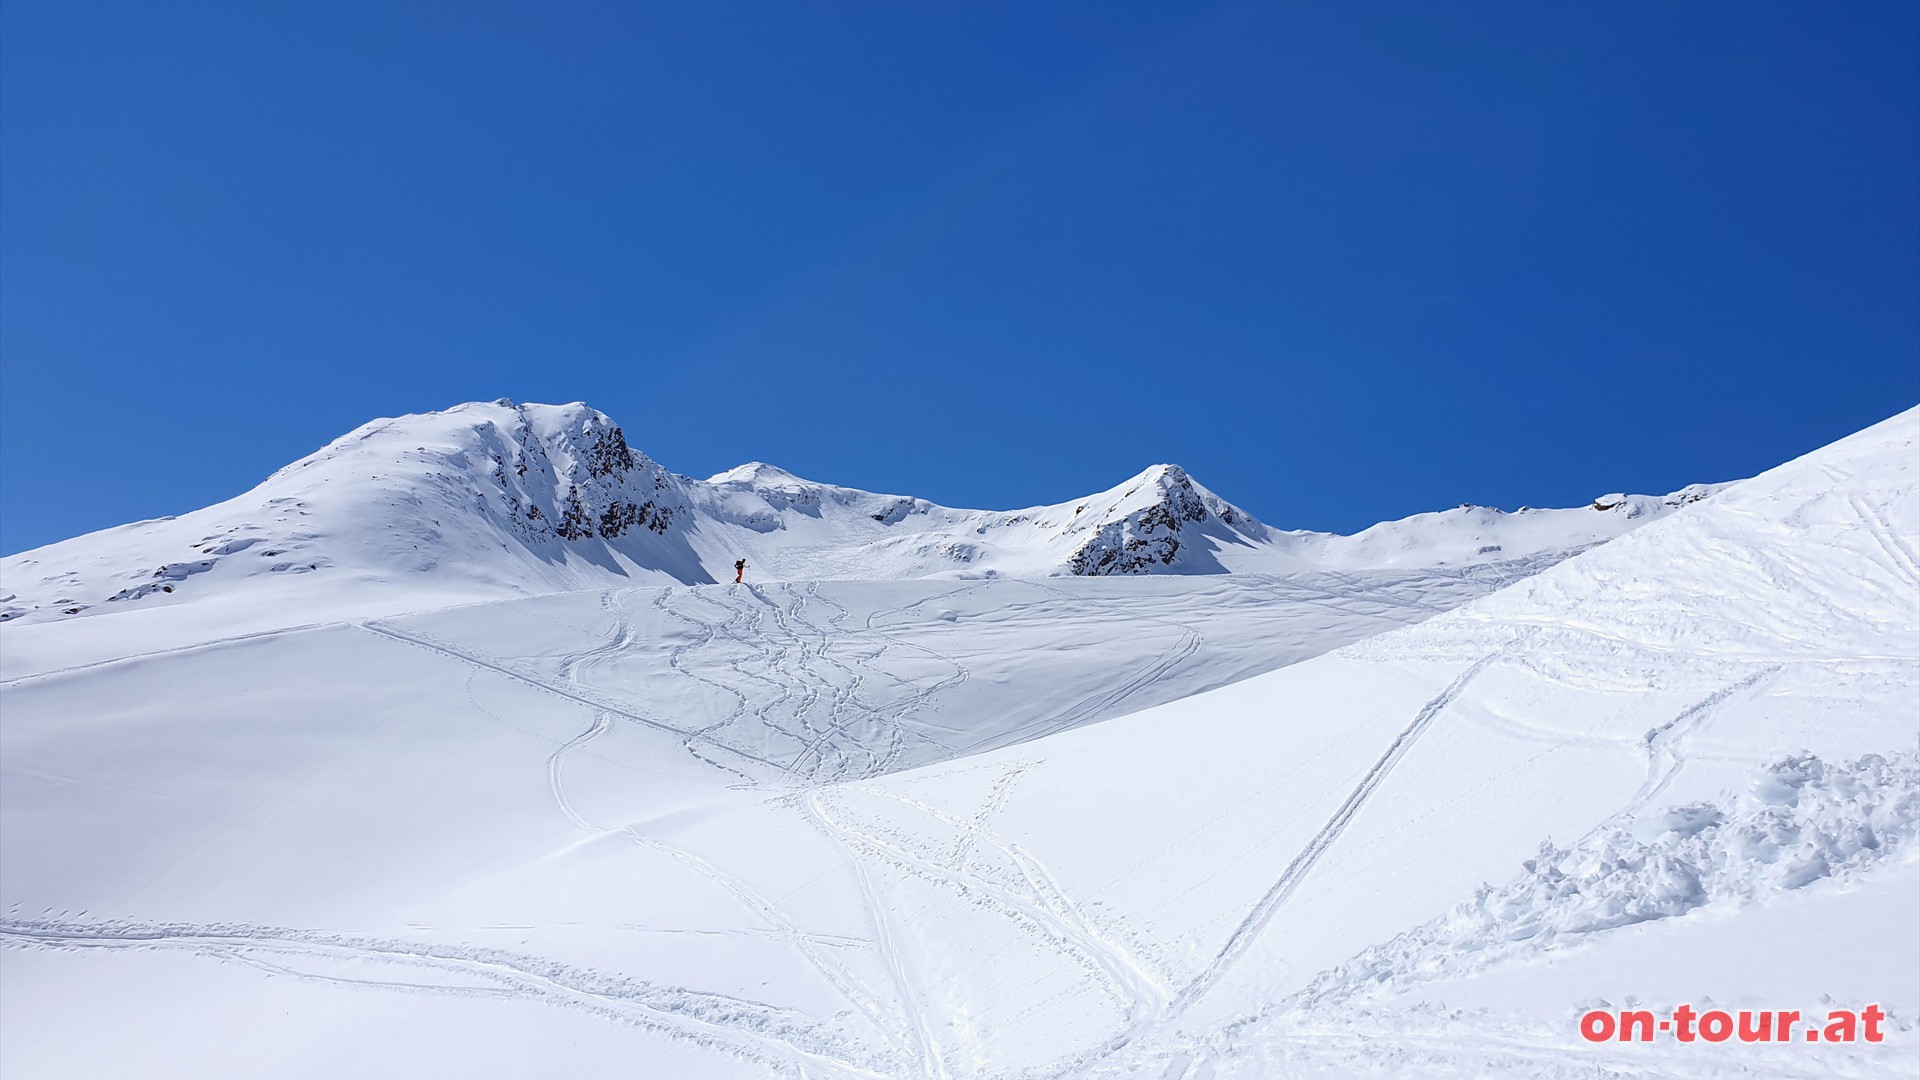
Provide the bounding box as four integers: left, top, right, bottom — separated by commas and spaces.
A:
358, 620, 692, 739
0, 918, 895, 1079
0, 579, 1762, 1077
948, 583, 1206, 757
851, 784, 1174, 1017
13, 575, 1911, 1080
0, 621, 334, 687
798, 789, 947, 1080
1170, 649, 1508, 1018
1628, 663, 1786, 814
1822, 461, 1920, 589
798, 789, 1152, 1030
557, 576, 1229, 788
533, 630, 909, 1063
401, 577, 1201, 1076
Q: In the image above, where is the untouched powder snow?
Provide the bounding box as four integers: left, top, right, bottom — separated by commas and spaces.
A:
0, 399, 1722, 627
0, 403, 1913, 1080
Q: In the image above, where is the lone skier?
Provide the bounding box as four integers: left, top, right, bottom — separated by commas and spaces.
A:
734, 559, 746, 584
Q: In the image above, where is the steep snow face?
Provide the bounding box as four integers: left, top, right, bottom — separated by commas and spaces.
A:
1, 399, 1718, 625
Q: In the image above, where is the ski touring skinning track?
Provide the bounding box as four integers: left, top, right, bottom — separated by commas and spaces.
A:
838, 783, 1174, 1018
354, 576, 1275, 1076
348, 577, 1223, 1076
0, 917, 896, 1080
0, 574, 1605, 1077
356, 617, 787, 775
540, 706, 914, 1074
379, 575, 1230, 1077
1165, 650, 1508, 1019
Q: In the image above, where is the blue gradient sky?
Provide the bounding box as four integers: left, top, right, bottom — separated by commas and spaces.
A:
3, 2, 1916, 553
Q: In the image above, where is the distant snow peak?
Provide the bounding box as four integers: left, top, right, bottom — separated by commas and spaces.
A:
1066, 464, 1265, 576
708, 461, 809, 487
0, 398, 1737, 623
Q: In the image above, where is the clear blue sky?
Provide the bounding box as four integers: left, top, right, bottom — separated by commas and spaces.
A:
3, 2, 1917, 554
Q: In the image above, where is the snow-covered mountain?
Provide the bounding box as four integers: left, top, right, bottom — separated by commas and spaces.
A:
0, 404, 1913, 1080
0, 399, 1723, 625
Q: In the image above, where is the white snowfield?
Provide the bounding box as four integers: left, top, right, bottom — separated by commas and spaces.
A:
1, 403, 1915, 1080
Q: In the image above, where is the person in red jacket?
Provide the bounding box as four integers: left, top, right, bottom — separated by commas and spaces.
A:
733, 559, 746, 583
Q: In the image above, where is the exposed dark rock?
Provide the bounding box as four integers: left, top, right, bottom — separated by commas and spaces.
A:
555, 485, 595, 540
580, 424, 637, 479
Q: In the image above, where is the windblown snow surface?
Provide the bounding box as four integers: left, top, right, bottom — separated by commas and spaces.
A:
1, 403, 1915, 1079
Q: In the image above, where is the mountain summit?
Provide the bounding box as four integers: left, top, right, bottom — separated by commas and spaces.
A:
0, 400, 1722, 624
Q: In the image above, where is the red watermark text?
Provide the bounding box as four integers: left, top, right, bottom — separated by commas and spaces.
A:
1579, 1004, 1886, 1044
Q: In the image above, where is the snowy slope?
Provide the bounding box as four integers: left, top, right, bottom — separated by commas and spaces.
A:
747, 403, 1918, 1077
0, 404, 1911, 1080
0, 566, 1571, 1080
0, 399, 1721, 626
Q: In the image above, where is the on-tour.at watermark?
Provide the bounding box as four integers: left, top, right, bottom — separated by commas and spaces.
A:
1580, 1003, 1887, 1044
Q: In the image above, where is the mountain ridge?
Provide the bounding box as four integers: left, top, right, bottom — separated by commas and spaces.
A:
0, 399, 1726, 624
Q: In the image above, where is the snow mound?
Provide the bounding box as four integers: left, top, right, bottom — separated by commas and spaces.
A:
1294, 750, 1920, 1006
